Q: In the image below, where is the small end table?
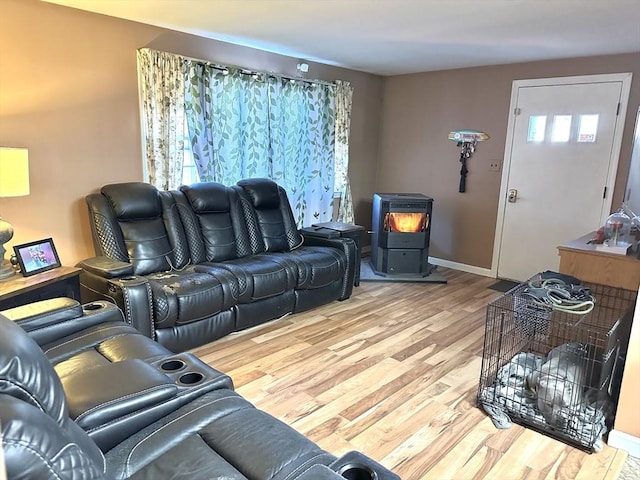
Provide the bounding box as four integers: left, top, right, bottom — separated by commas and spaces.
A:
0, 265, 82, 310
303, 221, 365, 286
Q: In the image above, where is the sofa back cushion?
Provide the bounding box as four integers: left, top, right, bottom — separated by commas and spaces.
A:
101, 183, 174, 275
180, 182, 253, 261
235, 178, 303, 252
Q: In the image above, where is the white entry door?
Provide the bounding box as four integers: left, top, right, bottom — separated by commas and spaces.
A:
494, 74, 632, 282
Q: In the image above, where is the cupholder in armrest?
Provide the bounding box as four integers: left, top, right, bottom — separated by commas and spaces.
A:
160, 359, 186, 372
178, 372, 204, 385
338, 464, 377, 480
83, 303, 104, 311
151, 353, 234, 391
331, 452, 399, 480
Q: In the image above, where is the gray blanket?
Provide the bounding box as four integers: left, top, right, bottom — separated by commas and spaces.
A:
479, 352, 611, 451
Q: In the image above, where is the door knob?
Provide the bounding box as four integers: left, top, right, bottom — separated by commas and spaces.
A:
507, 188, 518, 203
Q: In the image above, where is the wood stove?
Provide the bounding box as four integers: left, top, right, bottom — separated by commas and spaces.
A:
370, 193, 433, 276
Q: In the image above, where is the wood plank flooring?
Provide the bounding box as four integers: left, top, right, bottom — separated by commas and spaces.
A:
191, 268, 629, 480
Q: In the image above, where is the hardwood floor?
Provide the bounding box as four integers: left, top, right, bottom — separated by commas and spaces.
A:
191, 268, 629, 480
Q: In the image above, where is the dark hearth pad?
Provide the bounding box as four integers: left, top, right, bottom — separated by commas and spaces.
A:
359, 259, 447, 283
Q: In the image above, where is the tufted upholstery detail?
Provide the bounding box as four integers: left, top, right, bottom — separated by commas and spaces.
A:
86, 195, 129, 262
172, 190, 208, 264
160, 191, 191, 270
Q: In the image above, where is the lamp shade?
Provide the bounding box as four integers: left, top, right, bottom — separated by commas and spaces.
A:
0, 148, 30, 197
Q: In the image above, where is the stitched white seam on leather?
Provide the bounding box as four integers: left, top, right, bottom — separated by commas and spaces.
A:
3, 439, 64, 480
52, 442, 107, 473
281, 453, 332, 480
4, 380, 46, 413
44, 326, 130, 354
286, 461, 328, 480
125, 395, 241, 476
75, 385, 173, 424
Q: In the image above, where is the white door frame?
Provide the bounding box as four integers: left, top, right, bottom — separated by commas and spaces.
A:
491, 73, 633, 278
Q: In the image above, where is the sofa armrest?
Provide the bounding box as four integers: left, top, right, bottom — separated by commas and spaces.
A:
78, 269, 154, 339
292, 465, 345, 479
302, 235, 356, 299
330, 451, 400, 480
63, 359, 178, 431
1, 297, 125, 346
77, 256, 134, 278
64, 354, 233, 452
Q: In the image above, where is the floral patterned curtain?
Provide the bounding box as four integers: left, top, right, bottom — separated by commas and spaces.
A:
268, 77, 335, 225
185, 65, 336, 226
139, 49, 351, 226
334, 80, 354, 223
137, 48, 185, 190
185, 64, 271, 184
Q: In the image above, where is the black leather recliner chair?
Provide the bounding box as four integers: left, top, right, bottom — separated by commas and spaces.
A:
0, 299, 399, 480
79, 179, 356, 352
1, 297, 233, 452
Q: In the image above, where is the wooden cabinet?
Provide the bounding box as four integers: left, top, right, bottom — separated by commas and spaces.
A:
557, 232, 640, 291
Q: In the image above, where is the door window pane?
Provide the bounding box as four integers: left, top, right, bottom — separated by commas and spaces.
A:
577, 114, 599, 143
551, 115, 572, 142
527, 115, 546, 142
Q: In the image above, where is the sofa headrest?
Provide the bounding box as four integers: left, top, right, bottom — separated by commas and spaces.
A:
236, 178, 280, 209
102, 182, 162, 220
181, 182, 230, 213
0, 314, 68, 426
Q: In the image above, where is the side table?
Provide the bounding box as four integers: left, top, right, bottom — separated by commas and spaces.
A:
0, 265, 82, 310
303, 221, 365, 286
557, 232, 640, 291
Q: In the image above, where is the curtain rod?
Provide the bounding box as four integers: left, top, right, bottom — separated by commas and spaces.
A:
145, 48, 338, 88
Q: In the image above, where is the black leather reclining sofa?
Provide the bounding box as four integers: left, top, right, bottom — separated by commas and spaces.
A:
78, 178, 356, 352
0, 297, 399, 480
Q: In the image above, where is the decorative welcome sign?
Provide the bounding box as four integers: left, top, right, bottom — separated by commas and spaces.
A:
448, 129, 490, 143
448, 129, 490, 193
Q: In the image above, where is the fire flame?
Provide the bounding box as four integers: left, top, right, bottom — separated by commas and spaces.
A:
386, 213, 427, 232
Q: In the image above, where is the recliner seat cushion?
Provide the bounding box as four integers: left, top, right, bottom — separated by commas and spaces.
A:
146, 270, 229, 328
198, 257, 295, 302
268, 246, 346, 289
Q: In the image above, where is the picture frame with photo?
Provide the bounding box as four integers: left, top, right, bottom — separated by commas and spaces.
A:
13, 238, 62, 277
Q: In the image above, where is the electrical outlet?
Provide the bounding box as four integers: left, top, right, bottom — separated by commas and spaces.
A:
489, 160, 501, 172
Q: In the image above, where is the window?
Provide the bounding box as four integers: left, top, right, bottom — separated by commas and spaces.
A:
577, 114, 599, 143
527, 115, 547, 142
551, 115, 572, 143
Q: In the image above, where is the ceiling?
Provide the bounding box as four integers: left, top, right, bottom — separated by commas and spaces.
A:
43, 0, 640, 76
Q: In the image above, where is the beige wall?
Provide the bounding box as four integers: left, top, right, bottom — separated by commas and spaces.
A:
0, 0, 383, 266
378, 54, 640, 269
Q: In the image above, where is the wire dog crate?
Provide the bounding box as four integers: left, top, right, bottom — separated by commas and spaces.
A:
477, 274, 636, 452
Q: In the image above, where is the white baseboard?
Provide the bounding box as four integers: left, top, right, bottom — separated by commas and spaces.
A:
428, 257, 494, 278
608, 429, 640, 457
